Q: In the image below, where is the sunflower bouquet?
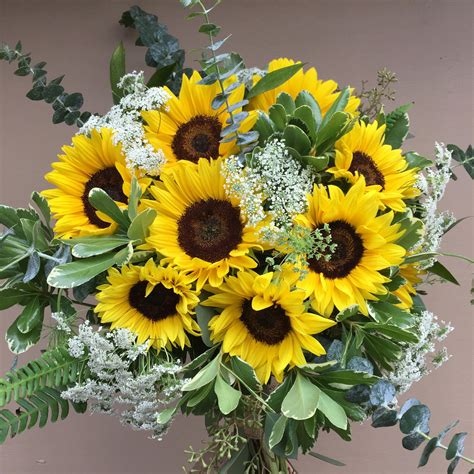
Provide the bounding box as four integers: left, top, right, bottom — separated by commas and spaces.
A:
0, 2, 473, 473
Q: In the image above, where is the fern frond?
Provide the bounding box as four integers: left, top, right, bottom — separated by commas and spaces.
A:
0, 347, 88, 406
0, 387, 86, 443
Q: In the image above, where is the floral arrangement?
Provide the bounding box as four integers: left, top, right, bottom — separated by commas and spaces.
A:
0, 2, 473, 473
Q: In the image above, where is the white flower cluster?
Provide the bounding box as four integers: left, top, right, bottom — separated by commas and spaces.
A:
387, 310, 453, 392
223, 138, 313, 240
415, 142, 456, 268
51, 311, 72, 334
79, 71, 171, 176
62, 322, 185, 439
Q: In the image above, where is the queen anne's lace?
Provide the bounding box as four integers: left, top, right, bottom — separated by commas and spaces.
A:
62, 322, 186, 439
79, 71, 170, 176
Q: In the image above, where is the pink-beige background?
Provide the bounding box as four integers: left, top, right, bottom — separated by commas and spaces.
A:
0, 0, 472, 473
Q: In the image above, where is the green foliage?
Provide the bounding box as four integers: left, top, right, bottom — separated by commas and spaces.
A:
109, 42, 126, 104
0, 347, 88, 407
0, 41, 91, 127
448, 144, 474, 179
384, 103, 412, 149
372, 398, 473, 472
0, 387, 86, 444
247, 63, 304, 99
119, 5, 187, 93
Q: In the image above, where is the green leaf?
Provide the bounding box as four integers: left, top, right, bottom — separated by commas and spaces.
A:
72, 236, 130, 258
371, 407, 399, 427
16, 297, 44, 334
198, 23, 221, 36
0, 288, 29, 310
317, 370, 378, 390
229, 357, 261, 392
268, 103, 287, 130
426, 260, 459, 285
276, 92, 296, 114
317, 390, 348, 429
335, 305, 359, 322
384, 104, 412, 149
5, 320, 42, 354
281, 372, 320, 420
315, 111, 354, 152
247, 63, 305, 99
404, 151, 432, 170
363, 323, 419, 344
295, 91, 322, 130
269, 415, 287, 449
254, 113, 275, 146
293, 105, 317, 141
47, 250, 129, 288
283, 124, 311, 155
146, 63, 175, 88
182, 354, 221, 391
183, 346, 218, 372
127, 208, 157, 242
418, 437, 438, 467
308, 451, 346, 467
156, 406, 177, 424
31, 192, 51, 225
110, 42, 126, 105
446, 432, 467, 460
321, 87, 350, 127
214, 375, 241, 415
399, 404, 431, 434
195, 304, 214, 348
88, 188, 130, 229
298, 155, 329, 171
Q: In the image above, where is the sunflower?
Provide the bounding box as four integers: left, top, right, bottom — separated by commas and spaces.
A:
142, 71, 257, 168
144, 158, 262, 289
95, 259, 200, 351
393, 263, 423, 309
203, 270, 336, 383
295, 179, 406, 316
247, 58, 360, 115
328, 121, 420, 212
42, 128, 150, 239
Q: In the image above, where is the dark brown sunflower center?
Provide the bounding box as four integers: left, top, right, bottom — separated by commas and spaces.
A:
82, 167, 126, 228
349, 151, 385, 188
177, 198, 243, 263
308, 220, 364, 279
172, 114, 222, 163
240, 299, 292, 345
128, 281, 180, 322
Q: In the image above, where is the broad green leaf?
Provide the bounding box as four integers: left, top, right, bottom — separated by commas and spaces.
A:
283, 124, 311, 155
281, 372, 321, 420
315, 111, 354, 152
294, 105, 317, 141
404, 151, 433, 170
182, 354, 221, 391
214, 375, 241, 415
229, 357, 261, 392
127, 208, 157, 242
16, 297, 44, 334
308, 451, 346, 467
88, 188, 130, 229
156, 406, 177, 424
426, 261, 459, 285
295, 91, 322, 130
385, 104, 412, 149
317, 370, 378, 390
110, 42, 126, 105
269, 415, 287, 449
298, 155, 329, 171
47, 250, 129, 288
6, 320, 42, 354
72, 236, 129, 258
336, 305, 359, 322
254, 112, 275, 146
0, 288, 29, 310
247, 63, 305, 99
317, 390, 348, 429
268, 103, 287, 130
276, 92, 296, 114
363, 323, 419, 344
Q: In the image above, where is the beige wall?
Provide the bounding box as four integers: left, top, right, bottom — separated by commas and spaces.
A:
0, 0, 472, 473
